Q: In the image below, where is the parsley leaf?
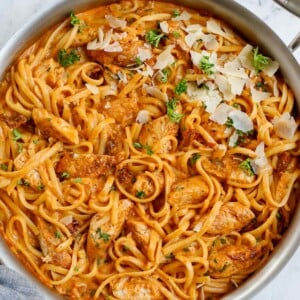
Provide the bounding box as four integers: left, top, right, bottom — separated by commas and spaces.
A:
252, 47, 270, 74
17, 143, 23, 153
225, 117, 234, 128
96, 227, 110, 243
12, 129, 22, 141
60, 171, 70, 180
166, 98, 183, 123
174, 79, 187, 95
37, 184, 45, 191
158, 68, 170, 83
17, 179, 30, 187
73, 177, 82, 183
165, 252, 175, 259
239, 158, 255, 176
55, 231, 62, 239
70, 11, 80, 27
173, 31, 180, 38
133, 142, 143, 149
135, 56, 143, 66
190, 153, 201, 165
58, 48, 80, 67
172, 9, 181, 17
0, 163, 8, 171
133, 142, 153, 155
136, 190, 146, 199
33, 138, 39, 145
146, 29, 165, 47
199, 55, 214, 75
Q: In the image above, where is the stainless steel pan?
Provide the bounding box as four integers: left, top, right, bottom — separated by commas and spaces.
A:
0, 1, 299, 299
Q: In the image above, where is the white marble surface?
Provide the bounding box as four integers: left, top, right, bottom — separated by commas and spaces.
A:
0, 1, 299, 300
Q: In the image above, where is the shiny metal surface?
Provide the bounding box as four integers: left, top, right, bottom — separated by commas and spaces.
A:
0, 1, 299, 300
274, 0, 300, 17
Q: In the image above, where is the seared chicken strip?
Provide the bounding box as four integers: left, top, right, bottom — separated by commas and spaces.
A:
32, 108, 79, 145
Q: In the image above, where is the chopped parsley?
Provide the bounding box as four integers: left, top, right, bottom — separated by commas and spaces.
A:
239, 158, 255, 176
199, 56, 215, 75
55, 231, 62, 239
12, 129, 22, 141
146, 29, 165, 47
276, 211, 282, 221
0, 163, 8, 171
166, 98, 183, 123
225, 117, 234, 128
220, 262, 231, 272
133, 142, 153, 155
174, 79, 187, 95
233, 103, 241, 110
33, 138, 39, 145
255, 81, 267, 91
17, 179, 30, 187
70, 11, 80, 27
165, 252, 175, 259
73, 177, 83, 183
60, 171, 70, 180
96, 227, 110, 243
135, 56, 143, 66
57, 48, 80, 67
190, 153, 201, 165
17, 143, 23, 153
172, 9, 181, 17
173, 31, 180, 38
158, 68, 170, 83
37, 184, 45, 191
252, 47, 270, 74
220, 237, 227, 244
73, 266, 79, 272
136, 190, 146, 199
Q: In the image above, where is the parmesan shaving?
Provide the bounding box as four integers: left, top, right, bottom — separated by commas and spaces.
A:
228, 131, 239, 148
145, 86, 168, 101
137, 47, 152, 62
229, 110, 253, 132
136, 110, 151, 124
85, 83, 99, 95
105, 14, 127, 28
215, 74, 234, 101
250, 86, 271, 103
263, 60, 279, 77
172, 11, 191, 21
272, 112, 297, 139
159, 21, 169, 33
60, 215, 73, 225
251, 142, 270, 174
206, 19, 231, 38
153, 45, 175, 70
209, 103, 234, 124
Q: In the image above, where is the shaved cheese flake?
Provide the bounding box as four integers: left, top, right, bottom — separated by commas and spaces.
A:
251, 142, 270, 174
104, 41, 122, 52
238, 44, 254, 71
228, 76, 246, 95
184, 24, 203, 47
136, 110, 151, 124
193, 222, 203, 232
160, 21, 169, 33
228, 131, 239, 148
172, 11, 191, 21
207, 19, 231, 38
250, 86, 271, 103
113, 32, 127, 40
209, 103, 235, 124
153, 45, 175, 70
190, 50, 202, 66
117, 71, 128, 83
272, 112, 297, 139
85, 83, 99, 95
137, 47, 152, 61
215, 74, 234, 101
203, 35, 219, 50
229, 110, 253, 132
105, 14, 127, 28
219, 59, 248, 79
273, 79, 279, 97
60, 215, 73, 225
145, 86, 168, 101
263, 60, 279, 77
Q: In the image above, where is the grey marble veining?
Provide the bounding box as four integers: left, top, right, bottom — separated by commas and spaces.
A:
0, 1, 299, 300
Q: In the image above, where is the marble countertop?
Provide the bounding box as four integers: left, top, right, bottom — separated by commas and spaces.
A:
0, 1, 299, 300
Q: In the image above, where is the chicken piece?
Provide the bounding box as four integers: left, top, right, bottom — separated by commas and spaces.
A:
87, 199, 132, 261
131, 172, 164, 198
35, 217, 71, 268
201, 120, 228, 141
126, 220, 160, 260
209, 244, 261, 278
100, 97, 139, 127
179, 129, 203, 149
195, 202, 255, 235
111, 276, 163, 300
202, 155, 255, 184
138, 116, 179, 154
275, 171, 295, 203
32, 108, 79, 145
105, 124, 125, 157
56, 153, 116, 178
168, 176, 209, 206
88, 32, 144, 67
0, 114, 27, 128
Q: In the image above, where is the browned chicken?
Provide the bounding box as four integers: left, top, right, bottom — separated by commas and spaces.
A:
138, 116, 179, 154
168, 176, 209, 206
179, 129, 203, 149
209, 243, 261, 278
126, 220, 160, 260
32, 108, 79, 145
105, 124, 125, 157
201, 120, 228, 142
56, 153, 116, 178
88, 32, 144, 67
111, 276, 163, 300
0, 114, 27, 128
194, 202, 255, 235
131, 172, 164, 198
35, 217, 72, 268
87, 199, 132, 262
202, 155, 255, 184
100, 97, 139, 127
275, 172, 295, 203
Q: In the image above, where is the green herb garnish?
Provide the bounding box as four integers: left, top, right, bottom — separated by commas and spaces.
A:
165, 252, 175, 259
55, 231, 62, 239
33, 138, 39, 145
96, 227, 110, 243
199, 55, 215, 75
166, 98, 183, 123
60, 171, 70, 180
190, 153, 201, 165
73, 177, 82, 183
57, 48, 80, 67
173, 31, 180, 38
37, 184, 45, 191
252, 47, 270, 74
136, 190, 146, 199
174, 79, 187, 95
0, 163, 8, 171
12, 129, 22, 141
225, 117, 234, 128
146, 29, 165, 47
133, 142, 153, 155
70, 11, 80, 27
172, 9, 181, 17
135, 56, 143, 66
239, 158, 255, 176
159, 68, 171, 83
17, 143, 23, 153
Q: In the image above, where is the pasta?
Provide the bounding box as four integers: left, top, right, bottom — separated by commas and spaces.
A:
0, 0, 299, 299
